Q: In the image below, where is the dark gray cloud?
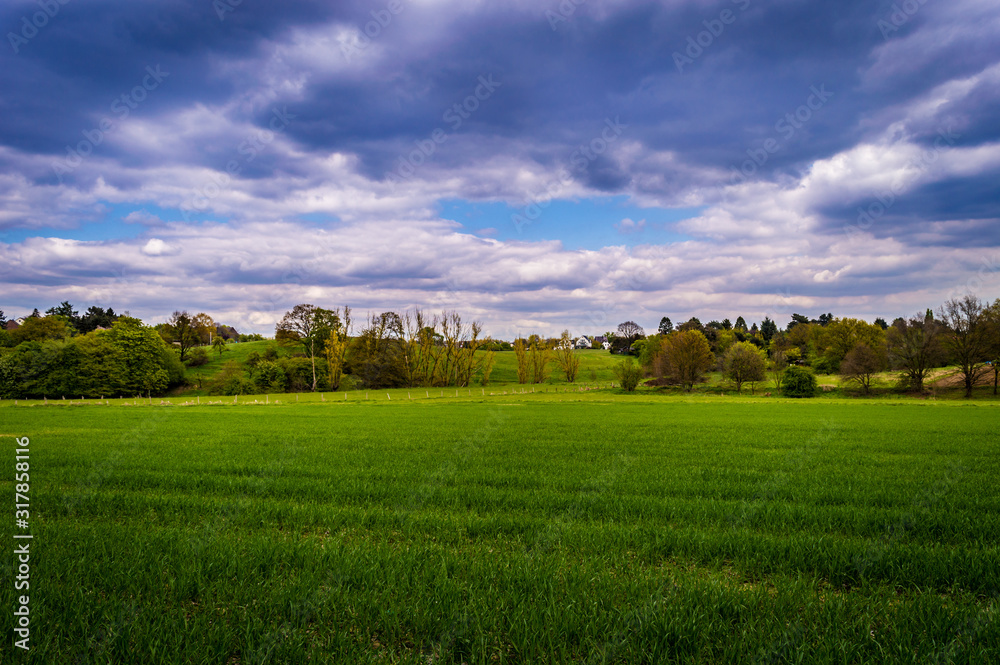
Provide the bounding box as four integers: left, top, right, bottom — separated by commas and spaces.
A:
2, 0, 1000, 328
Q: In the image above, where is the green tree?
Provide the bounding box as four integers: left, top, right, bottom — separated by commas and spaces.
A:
722, 342, 767, 394
760, 317, 778, 342
324, 306, 352, 391
46, 301, 79, 329
813, 318, 886, 373
613, 357, 643, 391
164, 311, 199, 362
254, 360, 287, 393
513, 338, 529, 384
782, 366, 818, 398
276, 304, 341, 391
105, 317, 170, 396
655, 330, 714, 391
658, 317, 673, 335
528, 335, 552, 384
10, 316, 70, 344
212, 335, 229, 356
77, 306, 119, 333
555, 330, 581, 382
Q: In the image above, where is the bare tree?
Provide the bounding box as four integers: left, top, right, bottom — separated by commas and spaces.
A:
613, 321, 645, 353
769, 349, 788, 391
939, 295, 991, 398
840, 343, 886, 395
886, 313, 944, 392
989, 300, 1000, 395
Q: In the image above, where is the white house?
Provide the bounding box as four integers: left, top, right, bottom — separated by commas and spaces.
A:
574, 337, 592, 349
592, 335, 612, 351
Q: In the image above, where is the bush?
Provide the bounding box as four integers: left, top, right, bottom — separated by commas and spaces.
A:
185, 347, 209, 367
782, 366, 818, 398
253, 360, 286, 393
614, 358, 643, 392
160, 348, 186, 387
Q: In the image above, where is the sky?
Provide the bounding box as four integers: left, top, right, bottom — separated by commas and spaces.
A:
1, 0, 999, 339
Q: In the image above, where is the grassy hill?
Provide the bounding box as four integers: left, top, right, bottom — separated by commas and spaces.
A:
171, 341, 999, 401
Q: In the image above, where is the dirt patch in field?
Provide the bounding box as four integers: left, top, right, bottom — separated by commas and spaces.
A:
928, 368, 995, 389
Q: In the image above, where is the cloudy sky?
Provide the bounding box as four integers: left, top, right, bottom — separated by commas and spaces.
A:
1, 0, 998, 337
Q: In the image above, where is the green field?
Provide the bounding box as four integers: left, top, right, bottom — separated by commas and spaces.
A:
2, 395, 999, 663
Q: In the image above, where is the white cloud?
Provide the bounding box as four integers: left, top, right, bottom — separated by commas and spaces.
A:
141, 238, 177, 256
615, 217, 646, 234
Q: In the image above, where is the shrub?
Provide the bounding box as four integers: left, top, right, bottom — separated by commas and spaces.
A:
253, 360, 286, 393
614, 358, 643, 392
782, 366, 818, 398
185, 347, 209, 367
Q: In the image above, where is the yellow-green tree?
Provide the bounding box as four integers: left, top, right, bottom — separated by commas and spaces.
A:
656, 330, 714, 391
555, 330, 580, 383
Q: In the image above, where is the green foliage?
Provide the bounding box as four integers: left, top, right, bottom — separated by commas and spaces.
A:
207, 360, 256, 395
10, 315, 71, 344
253, 360, 286, 393
656, 330, 714, 391
637, 333, 663, 368
813, 318, 886, 373
105, 317, 170, 395
781, 365, 818, 398
613, 357, 643, 391
185, 347, 209, 367
722, 341, 767, 394
0, 317, 177, 398
212, 335, 229, 356
279, 356, 318, 392
160, 348, 187, 387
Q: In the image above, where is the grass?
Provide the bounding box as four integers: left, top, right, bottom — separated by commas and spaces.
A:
2, 394, 999, 663
176, 340, 274, 394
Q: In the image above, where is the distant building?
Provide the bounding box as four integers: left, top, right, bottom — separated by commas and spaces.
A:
215, 324, 240, 341
4, 320, 20, 331
592, 335, 612, 351
574, 337, 592, 349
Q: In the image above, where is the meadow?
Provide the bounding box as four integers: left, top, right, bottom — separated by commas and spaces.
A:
2, 395, 999, 663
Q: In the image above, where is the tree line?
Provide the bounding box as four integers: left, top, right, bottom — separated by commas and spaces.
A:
625, 295, 999, 398
1, 294, 997, 399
